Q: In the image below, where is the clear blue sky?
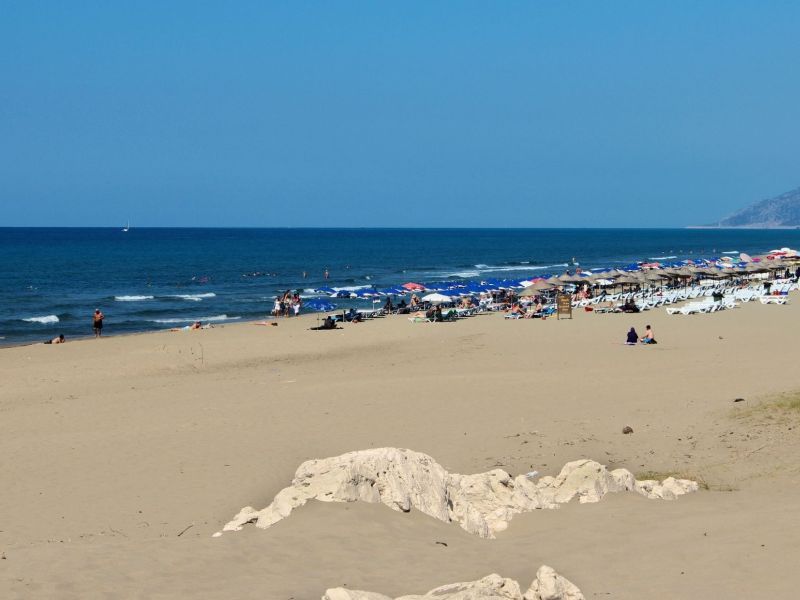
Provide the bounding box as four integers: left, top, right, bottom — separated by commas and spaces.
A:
1, 2, 798, 227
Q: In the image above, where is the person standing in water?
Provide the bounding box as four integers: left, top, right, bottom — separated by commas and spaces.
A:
93, 308, 104, 338
324, 269, 329, 280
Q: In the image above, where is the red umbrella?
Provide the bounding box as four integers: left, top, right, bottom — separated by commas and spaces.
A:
402, 282, 425, 291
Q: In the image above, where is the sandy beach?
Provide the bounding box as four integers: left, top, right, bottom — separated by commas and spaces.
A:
2, 301, 799, 599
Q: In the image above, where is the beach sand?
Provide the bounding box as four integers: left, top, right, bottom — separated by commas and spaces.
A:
2, 302, 799, 599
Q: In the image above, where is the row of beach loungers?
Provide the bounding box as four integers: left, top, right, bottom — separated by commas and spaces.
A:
585, 281, 796, 316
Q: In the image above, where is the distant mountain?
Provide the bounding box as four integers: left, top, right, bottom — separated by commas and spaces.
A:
716, 186, 800, 228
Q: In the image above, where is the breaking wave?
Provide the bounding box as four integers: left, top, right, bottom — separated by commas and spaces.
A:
169, 293, 217, 302
22, 315, 60, 324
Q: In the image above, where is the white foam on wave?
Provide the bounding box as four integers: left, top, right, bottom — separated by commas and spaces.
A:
446, 270, 481, 278
23, 315, 59, 324
722, 251, 739, 254
151, 314, 239, 324
473, 263, 568, 273
115, 295, 154, 302
648, 256, 678, 260
169, 293, 217, 301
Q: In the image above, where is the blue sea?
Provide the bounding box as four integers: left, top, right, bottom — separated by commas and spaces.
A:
1, 228, 798, 346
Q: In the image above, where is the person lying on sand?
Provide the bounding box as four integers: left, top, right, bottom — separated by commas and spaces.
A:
170, 321, 213, 332
625, 327, 638, 345
44, 334, 65, 344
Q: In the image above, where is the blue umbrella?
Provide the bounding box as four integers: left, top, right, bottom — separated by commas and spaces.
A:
304, 299, 337, 312
352, 289, 378, 298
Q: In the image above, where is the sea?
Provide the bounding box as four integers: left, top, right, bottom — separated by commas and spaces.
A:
1, 227, 798, 346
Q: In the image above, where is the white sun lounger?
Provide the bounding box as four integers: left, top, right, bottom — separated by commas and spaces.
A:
760, 296, 788, 305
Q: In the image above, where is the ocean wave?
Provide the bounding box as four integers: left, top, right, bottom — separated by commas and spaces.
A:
169, 293, 217, 301
473, 263, 569, 273
115, 295, 154, 302
648, 256, 677, 260
151, 314, 239, 324
721, 251, 739, 254
22, 315, 59, 324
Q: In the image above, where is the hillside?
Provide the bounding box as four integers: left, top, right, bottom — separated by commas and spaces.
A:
717, 186, 800, 228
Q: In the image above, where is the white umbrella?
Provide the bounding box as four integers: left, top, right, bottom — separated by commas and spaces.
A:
421, 293, 452, 304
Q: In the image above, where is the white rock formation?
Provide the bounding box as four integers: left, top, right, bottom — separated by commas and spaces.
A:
321, 566, 584, 600
218, 448, 698, 539
523, 566, 584, 600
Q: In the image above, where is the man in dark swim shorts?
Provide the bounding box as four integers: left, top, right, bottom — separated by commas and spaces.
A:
93, 309, 104, 337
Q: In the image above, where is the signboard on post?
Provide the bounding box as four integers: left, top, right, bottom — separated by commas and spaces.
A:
556, 293, 572, 320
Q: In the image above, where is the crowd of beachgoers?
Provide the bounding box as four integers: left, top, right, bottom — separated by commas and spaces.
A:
288, 249, 800, 324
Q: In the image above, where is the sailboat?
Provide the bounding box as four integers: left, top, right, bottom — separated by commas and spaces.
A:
122, 220, 130, 232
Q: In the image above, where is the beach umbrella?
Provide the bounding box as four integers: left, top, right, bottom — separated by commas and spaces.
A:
352, 289, 378, 298
615, 275, 641, 285
644, 271, 668, 281
745, 263, 768, 273
560, 274, 589, 284
421, 293, 452, 304
519, 281, 553, 296
695, 267, 719, 278
304, 299, 337, 312
591, 272, 617, 285
402, 282, 425, 291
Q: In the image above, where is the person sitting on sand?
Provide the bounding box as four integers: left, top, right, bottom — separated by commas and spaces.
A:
622, 300, 639, 313
190, 321, 202, 330
44, 334, 65, 344
640, 325, 657, 344
626, 327, 638, 345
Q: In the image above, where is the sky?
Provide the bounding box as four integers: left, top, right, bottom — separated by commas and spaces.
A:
1, 1, 799, 227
